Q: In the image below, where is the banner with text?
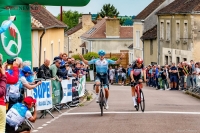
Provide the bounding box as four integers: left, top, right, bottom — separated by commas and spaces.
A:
60, 78, 74, 103
51, 80, 62, 105
26, 80, 52, 111
78, 76, 86, 97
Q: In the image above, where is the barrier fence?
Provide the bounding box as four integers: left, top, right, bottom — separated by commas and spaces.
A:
26, 76, 86, 118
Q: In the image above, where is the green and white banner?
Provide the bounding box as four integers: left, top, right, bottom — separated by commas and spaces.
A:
78, 76, 86, 97
0, 5, 32, 62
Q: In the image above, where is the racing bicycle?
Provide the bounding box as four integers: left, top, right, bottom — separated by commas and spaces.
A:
133, 82, 145, 112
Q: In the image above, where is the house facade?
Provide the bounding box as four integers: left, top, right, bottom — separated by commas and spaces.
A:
156, 0, 200, 65
64, 14, 95, 57
31, 5, 67, 67
80, 18, 133, 63
133, 0, 174, 66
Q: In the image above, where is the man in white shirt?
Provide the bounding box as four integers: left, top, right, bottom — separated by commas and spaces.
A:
6, 96, 37, 133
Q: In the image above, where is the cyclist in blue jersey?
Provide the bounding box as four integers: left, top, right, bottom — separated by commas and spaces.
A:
79, 50, 124, 109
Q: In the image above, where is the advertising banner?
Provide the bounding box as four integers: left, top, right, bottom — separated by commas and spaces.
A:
51, 80, 61, 105
78, 76, 86, 97
26, 80, 52, 111
0, 5, 32, 62
60, 78, 73, 103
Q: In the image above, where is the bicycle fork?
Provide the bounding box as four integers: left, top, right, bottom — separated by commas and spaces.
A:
136, 86, 141, 104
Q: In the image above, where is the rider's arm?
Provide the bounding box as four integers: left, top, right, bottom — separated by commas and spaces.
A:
115, 58, 122, 64
81, 57, 89, 65
130, 70, 135, 82
143, 69, 146, 82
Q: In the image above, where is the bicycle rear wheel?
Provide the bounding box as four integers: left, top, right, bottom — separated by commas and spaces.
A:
99, 89, 104, 116
140, 90, 145, 112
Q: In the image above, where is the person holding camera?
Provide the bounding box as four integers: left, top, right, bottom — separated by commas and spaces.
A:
0, 55, 20, 85
20, 66, 42, 90
6, 96, 37, 133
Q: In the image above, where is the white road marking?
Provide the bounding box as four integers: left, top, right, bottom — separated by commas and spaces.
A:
42, 124, 48, 126
37, 127, 43, 129
62, 111, 200, 115
32, 130, 38, 132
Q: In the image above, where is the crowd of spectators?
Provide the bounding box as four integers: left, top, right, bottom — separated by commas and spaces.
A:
145, 60, 199, 92
0, 52, 88, 133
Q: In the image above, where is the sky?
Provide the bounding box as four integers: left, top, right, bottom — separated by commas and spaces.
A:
46, 0, 153, 16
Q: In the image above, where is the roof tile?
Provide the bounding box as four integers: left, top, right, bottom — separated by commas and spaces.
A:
135, 0, 165, 19
157, 0, 200, 14
141, 25, 157, 40
30, 4, 67, 29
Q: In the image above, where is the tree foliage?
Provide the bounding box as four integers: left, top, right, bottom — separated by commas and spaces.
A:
97, 4, 119, 18
57, 10, 82, 30
72, 52, 99, 61
96, 4, 126, 25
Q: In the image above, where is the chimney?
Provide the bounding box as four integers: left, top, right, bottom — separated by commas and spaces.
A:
79, 17, 82, 23
81, 14, 92, 26
106, 18, 120, 38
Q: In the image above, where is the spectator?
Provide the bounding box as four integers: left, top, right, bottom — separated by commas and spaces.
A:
114, 66, 118, 84
118, 65, 123, 85
0, 63, 6, 133
178, 63, 185, 90
121, 66, 127, 85
127, 64, 132, 85
169, 63, 178, 90
109, 66, 115, 85
0, 54, 20, 84
50, 59, 62, 82
20, 66, 42, 90
37, 59, 51, 79
6, 96, 37, 133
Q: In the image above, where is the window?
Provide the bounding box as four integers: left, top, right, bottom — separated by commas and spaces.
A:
184, 21, 188, 42
165, 56, 168, 65
58, 40, 60, 54
82, 48, 85, 55
136, 31, 140, 48
150, 40, 153, 55
166, 21, 170, 41
183, 58, 187, 61
44, 51, 46, 61
176, 57, 180, 65
176, 21, 180, 41
160, 21, 164, 39
51, 41, 53, 61
87, 28, 96, 34
169, 56, 172, 64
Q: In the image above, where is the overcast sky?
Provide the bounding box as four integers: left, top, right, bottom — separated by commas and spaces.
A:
46, 0, 153, 16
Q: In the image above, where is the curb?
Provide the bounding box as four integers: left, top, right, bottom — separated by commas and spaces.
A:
185, 91, 200, 99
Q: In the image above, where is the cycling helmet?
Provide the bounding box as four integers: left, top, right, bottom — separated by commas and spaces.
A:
98, 50, 106, 56
136, 58, 143, 64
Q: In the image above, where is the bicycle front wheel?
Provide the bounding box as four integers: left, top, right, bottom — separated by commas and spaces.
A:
99, 89, 104, 116
140, 90, 145, 112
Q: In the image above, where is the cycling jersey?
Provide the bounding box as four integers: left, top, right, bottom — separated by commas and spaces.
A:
88, 58, 116, 73
131, 61, 144, 81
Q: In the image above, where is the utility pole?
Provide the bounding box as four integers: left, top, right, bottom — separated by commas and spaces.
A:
60, 6, 62, 21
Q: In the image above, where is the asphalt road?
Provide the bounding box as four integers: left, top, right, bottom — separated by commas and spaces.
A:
31, 84, 200, 133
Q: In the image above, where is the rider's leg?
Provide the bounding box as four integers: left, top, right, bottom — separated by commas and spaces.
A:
104, 77, 109, 109
131, 83, 137, 107
95, 78, 100, 102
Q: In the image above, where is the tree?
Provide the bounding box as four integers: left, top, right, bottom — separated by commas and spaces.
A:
96, 4, 126, 25
57, 10, 82, 30
97, 4, 119, 18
